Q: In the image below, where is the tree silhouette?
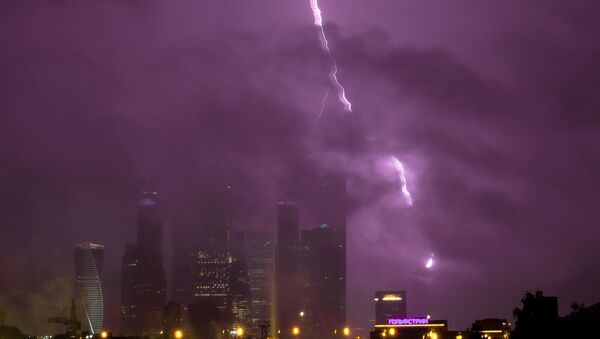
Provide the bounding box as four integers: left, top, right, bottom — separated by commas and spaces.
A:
511, 290, 559, 339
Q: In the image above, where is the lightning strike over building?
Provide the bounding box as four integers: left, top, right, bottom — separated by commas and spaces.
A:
309, 0, 352, 112
392, 156, 413, 206
307, 0, 415, 206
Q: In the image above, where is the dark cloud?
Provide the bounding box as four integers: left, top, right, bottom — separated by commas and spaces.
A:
1, 0, 600, 334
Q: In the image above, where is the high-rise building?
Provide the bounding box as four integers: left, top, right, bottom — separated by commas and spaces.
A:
230, 231, 251, 327
120, 178, 167, 336
120, 242, 139, 334
74, 242, 104, 334
246, 231, 274, 335
374, 291, 407, 325
163, 301, 185, 338
301, 225, 346, 335
300, 173, 347, 336
194, 177, 234, 325
171, 228, 197, 305
194, 227, 233, 321
274, 201, 306, 336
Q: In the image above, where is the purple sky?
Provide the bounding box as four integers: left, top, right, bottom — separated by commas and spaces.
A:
1, 0, 600, 334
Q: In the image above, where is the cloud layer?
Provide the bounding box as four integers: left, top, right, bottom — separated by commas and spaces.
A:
1, 0, 600, 333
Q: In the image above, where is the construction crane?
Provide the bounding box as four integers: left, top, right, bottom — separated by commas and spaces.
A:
48, 298, 81, 339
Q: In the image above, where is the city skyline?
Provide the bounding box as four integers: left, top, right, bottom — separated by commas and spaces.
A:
2, 0, 600, 337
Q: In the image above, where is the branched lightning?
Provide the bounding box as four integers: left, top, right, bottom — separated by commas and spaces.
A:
310, 0, 352, 112
311, 88, 329, 134
308, 1, 414, 206
392, 156, 413, 206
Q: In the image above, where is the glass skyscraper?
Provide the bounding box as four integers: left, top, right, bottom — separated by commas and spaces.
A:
74, 242, 104, 334
120, 178, 167, 336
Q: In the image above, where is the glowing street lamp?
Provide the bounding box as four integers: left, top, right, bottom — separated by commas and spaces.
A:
343, 327, 350, 336
174, 330, 183, 339
100, 331, 108, 339
292, 327, 300, 336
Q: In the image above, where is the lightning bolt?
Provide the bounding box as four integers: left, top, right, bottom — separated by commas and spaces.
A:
310, 88, 329, 134
392, 156, 413, 206
426, 254, 434, 269
308, 1, 414, 206
309, 0, 352, 112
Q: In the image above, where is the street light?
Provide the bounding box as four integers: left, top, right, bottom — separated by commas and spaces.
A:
236, 327, 244, 336
292, 327, 300, 336
174, 330, 183, 339
100, 331, 108, 339
343, 327, 350, 336
388, 328, 395, 336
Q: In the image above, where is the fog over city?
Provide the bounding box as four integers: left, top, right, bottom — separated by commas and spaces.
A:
1, 1, 600, 338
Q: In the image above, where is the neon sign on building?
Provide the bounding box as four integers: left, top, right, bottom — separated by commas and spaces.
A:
387, 317, 429, 325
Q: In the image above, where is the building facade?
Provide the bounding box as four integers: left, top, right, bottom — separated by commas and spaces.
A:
301, 225, 346, 336
120, 178, 167, 336
246, 231, 274, 336
371, 319, 448, 339
74, 242, 105, 334
374, 291, 407, 325
274, 201, 305, 337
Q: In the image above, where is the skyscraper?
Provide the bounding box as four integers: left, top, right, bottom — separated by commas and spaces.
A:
374, 291, 407, 325
194, 172, 234, 325
120, 178, 167, 336
194, 226, 233, 322
274, 201, 306, 336
315, 174, 347, 331
74, 242, 104, 334
246, 231, 274, 335
297, 174, 347, 336
120, 242, 139, 334
171, 228, 197, 305
301, 225, 346, 335
230, 231, 251, 327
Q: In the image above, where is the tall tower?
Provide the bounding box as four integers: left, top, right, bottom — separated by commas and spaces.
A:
171, 228, 197, 305
318, 174, 346, 323
136, 178, 167, 336
120, 242, 139, 334
194, 164, 235, 324
246, 230, 274, 334
374, 291, 407, 325
274, 201, 305, 336
74, 242, 104, 334
137, 178, 163, 269
230, 231, 251, 327
120, 178, 167, 336
300, 173, 347, 336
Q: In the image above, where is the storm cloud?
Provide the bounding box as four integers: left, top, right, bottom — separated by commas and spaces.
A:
1, 0, 600, 334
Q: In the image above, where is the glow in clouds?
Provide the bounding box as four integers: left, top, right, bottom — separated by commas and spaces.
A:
308, 1, 414, 207
309, 0, 352, 112
425, 255, 434, 269
392, 156, 413, 206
